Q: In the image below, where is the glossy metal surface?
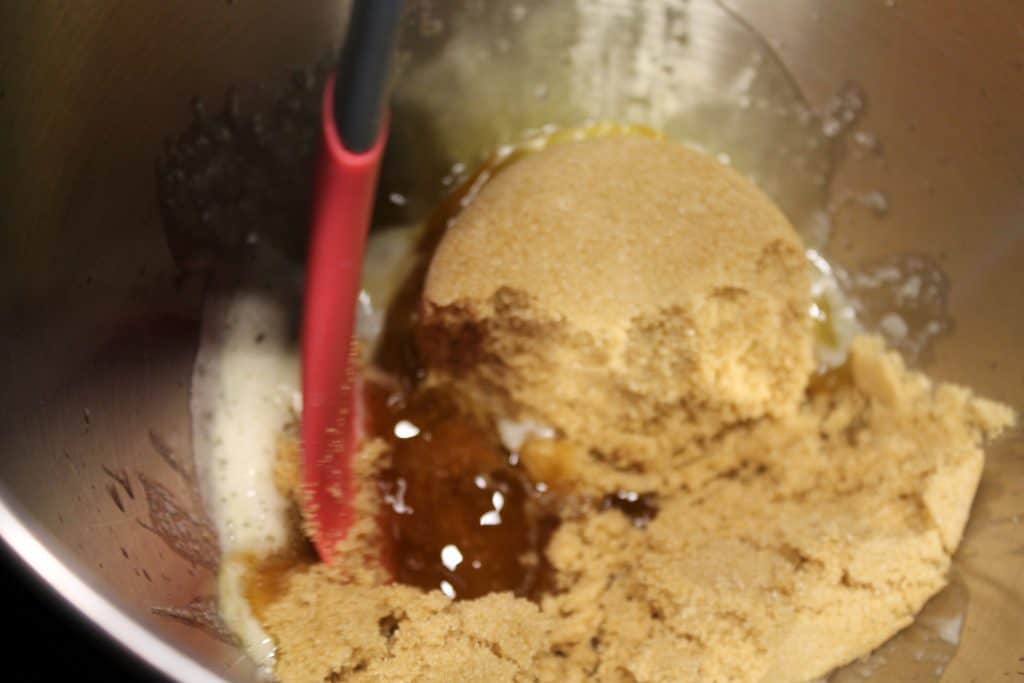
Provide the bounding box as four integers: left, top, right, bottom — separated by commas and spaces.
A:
1, 1, 1021, 681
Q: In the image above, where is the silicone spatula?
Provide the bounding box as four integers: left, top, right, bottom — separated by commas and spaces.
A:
302, 0, 404, 564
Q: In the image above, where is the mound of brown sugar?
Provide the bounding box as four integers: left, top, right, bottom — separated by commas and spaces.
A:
241, 135, 1015, 683
257, 336, 1012, 683
419, 136, 813, 490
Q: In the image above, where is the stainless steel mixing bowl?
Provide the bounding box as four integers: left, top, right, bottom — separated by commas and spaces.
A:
1, 2, 1022, 681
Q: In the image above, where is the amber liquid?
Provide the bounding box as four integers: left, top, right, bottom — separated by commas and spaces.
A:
367, 137, 573, 600
367, 384, 558, 600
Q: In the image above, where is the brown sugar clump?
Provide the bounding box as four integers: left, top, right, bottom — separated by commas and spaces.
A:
420, 136, 813, 490
257, 336, 1013, 683
262, 576, 552, 683
239, 135, 1016, 683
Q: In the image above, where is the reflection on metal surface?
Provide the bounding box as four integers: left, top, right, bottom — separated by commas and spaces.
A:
0, 489, 232, 683
138, 474, 219, 572
149, 429, 197, 486
831, 573, 969, 682
157, 64, 329, 276
152, 597, 238, 647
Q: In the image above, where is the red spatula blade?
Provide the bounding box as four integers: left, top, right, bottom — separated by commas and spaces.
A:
301, 75, 386, 564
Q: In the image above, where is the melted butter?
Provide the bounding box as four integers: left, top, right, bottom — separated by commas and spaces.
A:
809, 249, 859, 371
806, 359, 854, 396
810, 294, 838, 348
239, 544, 316, 621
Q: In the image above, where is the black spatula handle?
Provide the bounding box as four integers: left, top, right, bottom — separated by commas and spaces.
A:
333, 0, 405, 152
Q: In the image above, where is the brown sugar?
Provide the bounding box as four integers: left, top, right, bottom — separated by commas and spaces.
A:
256, 336, 1012, 683
244, 136, 1015, 682
420, 136, 814, 493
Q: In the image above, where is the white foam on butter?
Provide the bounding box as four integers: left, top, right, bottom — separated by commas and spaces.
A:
191, 272, 300, 672
192, 229, 420, 672
192, 285, 298, 556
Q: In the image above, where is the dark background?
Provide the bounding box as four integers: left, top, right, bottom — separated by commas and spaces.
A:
3, 553, 160, 682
